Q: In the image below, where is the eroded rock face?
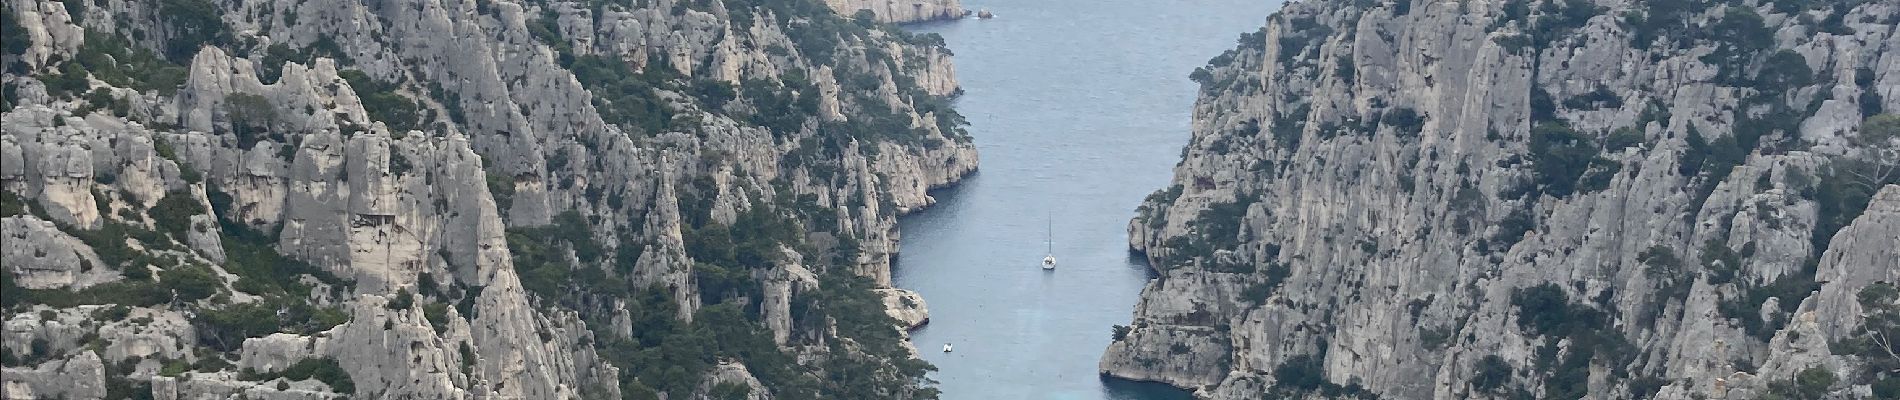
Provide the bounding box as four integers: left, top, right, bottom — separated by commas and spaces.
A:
694, 361, 773, 400
823, 0, 965, 24
2, 0, 971, 398
2, 350, 106, 400
0, 216, 115, 289
878, 288, 930, 330
1108, 1, 1900, 398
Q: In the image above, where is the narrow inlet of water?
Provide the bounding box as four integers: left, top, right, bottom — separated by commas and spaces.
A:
891, 1, 1281, 398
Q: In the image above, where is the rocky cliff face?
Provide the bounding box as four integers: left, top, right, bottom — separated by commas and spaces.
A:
822, 0, 965, 24
1107, 0, 1900, 399
0, 0, 970, 398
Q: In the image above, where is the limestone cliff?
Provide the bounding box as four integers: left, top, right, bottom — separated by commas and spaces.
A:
1108, 0, 1900, 399
823, 0, 966, 24
0, 0, 970, 398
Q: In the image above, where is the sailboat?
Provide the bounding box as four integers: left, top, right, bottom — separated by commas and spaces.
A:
1041, 215, 1057, 270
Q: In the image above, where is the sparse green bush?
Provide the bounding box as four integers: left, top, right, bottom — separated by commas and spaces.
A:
1528, 122, 1601, 198
160, 263, 222, 302
1604, 127, 1644, 151
239, 357, 355, 394
387, 288, 414, 310
149, 191, 204, 240
1, 3, 28, 59
339, 70, 420, 133
1382, 108, 1425, 137
1274, 354, 1327, 391
225, 93, 279, 148
1471, 355, 1513, 392
1561, 87, 1622, 110
158, 0, 230, 63
423, 302, 451, 334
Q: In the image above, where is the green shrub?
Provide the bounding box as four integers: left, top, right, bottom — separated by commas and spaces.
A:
486, 173, 515, 209
149, 191, 205, 240
1513, 284, 1595, 336
339, 70, 420, 133
1561, 86, 1622, 110
1873, 377, 1900, 400
1, 3, 28, 58
59, 0, 84, 23
565, 55, 674, 134
1701, 240, 1741, 284
196, 302, 275, 350
1471, 355, 1513, 392
1488, 208, 1535, 250
0, 190, 26, 217
1834, 283, 1900, 382
529, 10, 565, 48
1795, 367, 1836, 396
423, 302, 450, 334
160, 263, 222, 302
1420, 326, 1454, 351
1700, 7, 1774, 85
1382, 107, 1425, 137
224, 93, 279, 148
158, 0, 230, 63
91, 305, 133, 321
103, 375, 152, 400
1575, 158, 1622, 194
1528, 122, 1601, 198
387, 288, 414, 310
1273, 354, 1327, 391
1756, 50, 1813, 93
1604, 127, 1644, 151
4, 280, 170, 308
239, 357, 355, 394
1512, 283, 1637, 399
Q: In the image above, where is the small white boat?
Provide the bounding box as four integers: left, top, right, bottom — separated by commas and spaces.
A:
1041, 215, 1057, 270
943, 343, 954, 352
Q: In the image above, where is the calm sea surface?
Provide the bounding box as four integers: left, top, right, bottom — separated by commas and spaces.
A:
893, 0, 1279, 398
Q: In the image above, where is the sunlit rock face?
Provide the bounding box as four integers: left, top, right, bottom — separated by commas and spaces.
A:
1108, 1, 1900, 399
824, 0, 966, 24
1, 0, 972, 398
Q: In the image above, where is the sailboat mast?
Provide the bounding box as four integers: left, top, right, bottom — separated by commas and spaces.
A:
1046, 214, 1053, 254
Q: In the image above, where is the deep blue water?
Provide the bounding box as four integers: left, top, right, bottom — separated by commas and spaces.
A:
892, 0, 1279, 398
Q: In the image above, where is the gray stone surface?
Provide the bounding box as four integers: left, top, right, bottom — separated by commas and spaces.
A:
1, 0, 972, 398
1107, 1, 1900, 399
822, 0, 965, 24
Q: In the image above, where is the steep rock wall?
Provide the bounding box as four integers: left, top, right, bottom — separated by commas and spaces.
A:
0, 0, 972, 398
1107, 0, 1900, 399
823, 0, 966, 24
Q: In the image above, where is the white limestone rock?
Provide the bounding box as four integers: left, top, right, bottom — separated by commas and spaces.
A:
0, 216, 114, 289
877, 288, 930, 330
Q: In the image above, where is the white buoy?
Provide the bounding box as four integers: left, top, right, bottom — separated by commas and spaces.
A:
943, 343, 954, 352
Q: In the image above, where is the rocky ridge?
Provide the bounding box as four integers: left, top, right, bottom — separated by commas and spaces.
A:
1107, 0, 1900, 399
0, 0, 972, 398
823, 0, 965, 24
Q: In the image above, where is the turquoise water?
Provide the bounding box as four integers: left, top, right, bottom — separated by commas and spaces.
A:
892, 0, 1279, 398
